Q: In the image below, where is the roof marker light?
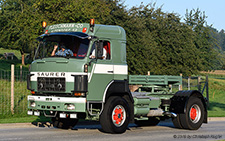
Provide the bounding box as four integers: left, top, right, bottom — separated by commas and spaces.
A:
42, 21, 47, 29
82, 27, 87, 33
90, 19, 95, 32
45, 30, 48, 34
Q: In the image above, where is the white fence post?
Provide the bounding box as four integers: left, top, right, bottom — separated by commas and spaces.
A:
11, 64, 14, 114
179, 73, 183, 90
188, 76, 191, 90
20, 65, 23, 82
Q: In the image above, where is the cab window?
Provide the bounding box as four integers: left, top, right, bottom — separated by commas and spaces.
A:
89, 40, 111, 60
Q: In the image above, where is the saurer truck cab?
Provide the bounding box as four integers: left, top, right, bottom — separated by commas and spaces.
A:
27, 19, 207, 133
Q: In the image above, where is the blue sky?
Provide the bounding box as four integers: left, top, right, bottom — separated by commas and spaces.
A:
124, 0, 225, 31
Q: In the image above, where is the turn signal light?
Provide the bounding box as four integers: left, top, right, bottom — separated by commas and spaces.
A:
31, 91, 35, 94
74, 93, 81, 96
84, 64, 88, 73
74, 92, 85, 97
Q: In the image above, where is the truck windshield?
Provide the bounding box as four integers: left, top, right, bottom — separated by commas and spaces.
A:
35, 35, 90, 59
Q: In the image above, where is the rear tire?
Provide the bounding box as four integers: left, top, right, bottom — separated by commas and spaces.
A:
100, 96, 131, 133
172, 114, 183, 129
179, 96, 204, 130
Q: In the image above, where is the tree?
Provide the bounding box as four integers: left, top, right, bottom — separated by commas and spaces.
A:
121, 4, 207, 75
0, 0, 112, 65
0, 0, 39, 65
208, 27, 225, 70
184, 9, 217, 71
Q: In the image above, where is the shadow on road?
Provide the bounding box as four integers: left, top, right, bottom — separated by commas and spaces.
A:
31, 119, 177, 133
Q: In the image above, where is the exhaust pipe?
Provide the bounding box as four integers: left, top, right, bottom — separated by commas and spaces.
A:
147, 109, 177, 118
163, 111, 177, 118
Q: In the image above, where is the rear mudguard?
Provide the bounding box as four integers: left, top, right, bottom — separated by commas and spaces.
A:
170, 90, 208, 123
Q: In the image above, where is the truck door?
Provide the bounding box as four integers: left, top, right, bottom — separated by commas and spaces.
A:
87, 40, 113, 101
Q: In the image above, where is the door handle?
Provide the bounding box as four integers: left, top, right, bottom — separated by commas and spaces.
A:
107, 71, 114, 73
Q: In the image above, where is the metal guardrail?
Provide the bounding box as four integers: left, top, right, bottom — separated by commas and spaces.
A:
182, 75, 209, 107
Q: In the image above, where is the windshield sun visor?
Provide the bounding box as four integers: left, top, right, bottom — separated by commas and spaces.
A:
37, 32, 89, 41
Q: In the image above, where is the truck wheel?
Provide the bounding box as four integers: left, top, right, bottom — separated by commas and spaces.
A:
52, 117, 78, 129
135, 117, 160, 126
179, 96, 204, 130
100, 96, 131, 133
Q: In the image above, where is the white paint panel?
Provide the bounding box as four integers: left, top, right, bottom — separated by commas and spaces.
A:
93, 64, 113, 74
114, 65, 128, 75
30, 72, 88, 82
30, 64, 127, 83
28, 95, 86, 103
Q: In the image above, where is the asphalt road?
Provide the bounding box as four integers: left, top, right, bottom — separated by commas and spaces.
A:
0, 119, 224, 141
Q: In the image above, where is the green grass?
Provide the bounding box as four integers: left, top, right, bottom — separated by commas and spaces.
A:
0, 116, 50, 124
0, 79, 30, 118
0, 48, 22, 59
207, 77, 225, 117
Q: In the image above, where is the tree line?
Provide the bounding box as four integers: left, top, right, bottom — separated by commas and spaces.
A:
0, 0, 224, 76
210, 28, 225, 70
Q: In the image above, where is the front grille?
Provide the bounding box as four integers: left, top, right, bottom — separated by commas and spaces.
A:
37, 77, 65, 92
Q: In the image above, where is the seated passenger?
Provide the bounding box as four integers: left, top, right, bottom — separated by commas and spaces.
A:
51, 45, 73, 57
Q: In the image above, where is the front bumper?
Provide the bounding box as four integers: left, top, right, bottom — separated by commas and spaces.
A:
27, 95, 86, 113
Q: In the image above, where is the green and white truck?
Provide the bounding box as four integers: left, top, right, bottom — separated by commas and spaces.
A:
27, 19, 207, 133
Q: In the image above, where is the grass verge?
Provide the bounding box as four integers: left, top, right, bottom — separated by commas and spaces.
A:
207, 77, 225, 117
0, 116, 50, 124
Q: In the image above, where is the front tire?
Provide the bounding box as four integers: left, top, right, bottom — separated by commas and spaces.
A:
100, 96, 131, 133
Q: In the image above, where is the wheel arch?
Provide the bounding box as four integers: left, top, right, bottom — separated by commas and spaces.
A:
103, 80, 134, 123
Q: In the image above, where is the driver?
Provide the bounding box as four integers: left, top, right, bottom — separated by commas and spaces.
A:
51, 44, 73, 57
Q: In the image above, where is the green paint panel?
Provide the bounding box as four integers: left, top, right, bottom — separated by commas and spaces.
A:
94, 25, 126, 41
31, 58, 86, 72
87, 73, 113, 101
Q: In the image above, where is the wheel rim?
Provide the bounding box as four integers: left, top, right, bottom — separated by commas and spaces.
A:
189, 104, 201, 123
112, 105, 126, 127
